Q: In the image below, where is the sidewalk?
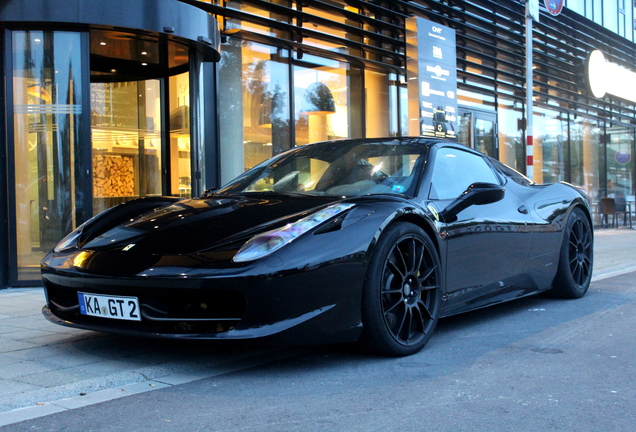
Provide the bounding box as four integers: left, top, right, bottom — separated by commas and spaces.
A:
589, 227, 636, 280
1, 227, 635, 425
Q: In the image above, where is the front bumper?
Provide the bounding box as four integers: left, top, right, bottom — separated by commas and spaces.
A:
41, 258, 366, 345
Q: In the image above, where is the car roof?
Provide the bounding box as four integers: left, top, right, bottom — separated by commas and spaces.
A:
308, 136, 452, 149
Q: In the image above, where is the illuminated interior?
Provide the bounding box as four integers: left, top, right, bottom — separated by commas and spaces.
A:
90, 30, 191, 214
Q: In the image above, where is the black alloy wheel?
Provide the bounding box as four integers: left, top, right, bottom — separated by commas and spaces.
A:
550, 207, 593, 298
361, 222, 441, 356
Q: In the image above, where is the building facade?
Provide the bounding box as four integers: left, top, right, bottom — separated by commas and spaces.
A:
1, 0, 635, 288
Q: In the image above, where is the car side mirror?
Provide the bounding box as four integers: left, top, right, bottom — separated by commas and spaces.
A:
440, 182, 505, 223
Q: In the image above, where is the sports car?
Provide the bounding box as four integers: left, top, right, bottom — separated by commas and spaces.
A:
41, 137, 593, 356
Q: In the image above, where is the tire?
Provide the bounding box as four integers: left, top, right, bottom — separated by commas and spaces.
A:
550, 207, 593, 299
361, 222, 442, 356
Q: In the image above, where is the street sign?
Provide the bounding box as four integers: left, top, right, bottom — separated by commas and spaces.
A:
616, 151, 631, 164
544, 0, 564, 16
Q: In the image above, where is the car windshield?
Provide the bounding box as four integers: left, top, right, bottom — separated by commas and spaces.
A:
215, 139, 428, 198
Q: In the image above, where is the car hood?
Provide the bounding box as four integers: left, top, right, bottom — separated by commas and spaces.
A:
81, 194, 341, 255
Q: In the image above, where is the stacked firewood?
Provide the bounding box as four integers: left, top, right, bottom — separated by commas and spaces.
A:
93, 155, 135, 197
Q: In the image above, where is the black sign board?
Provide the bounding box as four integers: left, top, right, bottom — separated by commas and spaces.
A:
412, 18, 458, 140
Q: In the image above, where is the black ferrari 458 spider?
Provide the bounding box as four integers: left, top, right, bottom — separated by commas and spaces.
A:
42, 137, 593, 356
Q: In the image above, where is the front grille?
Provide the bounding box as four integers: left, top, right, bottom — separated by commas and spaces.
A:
44, 280, 247, 335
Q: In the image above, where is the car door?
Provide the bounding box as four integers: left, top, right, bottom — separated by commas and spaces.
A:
425, 146, 534, 312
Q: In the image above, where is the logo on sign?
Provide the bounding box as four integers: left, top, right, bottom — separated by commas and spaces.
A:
616, 151, 631, 164
545, 0, 564, 16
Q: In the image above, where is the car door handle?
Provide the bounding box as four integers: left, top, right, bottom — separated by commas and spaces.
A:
517, 205, 528, 214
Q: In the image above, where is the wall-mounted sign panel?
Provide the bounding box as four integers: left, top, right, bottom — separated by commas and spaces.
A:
587, 50, 636, 103
406, 17, 458, 140
528, 0, 540, 21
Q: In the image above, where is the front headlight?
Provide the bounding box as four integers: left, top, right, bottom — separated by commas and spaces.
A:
233, 203, 355, 262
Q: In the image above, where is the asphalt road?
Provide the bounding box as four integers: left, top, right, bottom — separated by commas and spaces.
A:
2, 270, 634, 432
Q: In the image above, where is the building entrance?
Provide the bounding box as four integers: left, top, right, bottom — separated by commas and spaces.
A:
8, 29, 195, 285
89, 30, 192, 214
457, 108, 498, 158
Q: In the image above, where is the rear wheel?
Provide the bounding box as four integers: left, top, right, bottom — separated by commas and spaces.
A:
361, 222, 441, 356
550, 207, 593, 299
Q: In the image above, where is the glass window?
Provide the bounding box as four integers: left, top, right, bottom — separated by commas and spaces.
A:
399, 80, 409, 136
365, 70, 392, 138
619, 7, 626, 37
294, 54, 360, 147
169, 71, 191, 197
567, 0, 586, 15
457, 88, 496, 110
91, 80, 162, 214
457, 113, 471, 148
388, 74, 401, 137
594, 0, 604, 25
224, 1, 291, 38
90, 30, 192, 214
218, 41, 291, 184
12, 31, 83, 280
497, 100, 525, 173
625, 1, 634, 42
474, 117, 496, 157
297, 5, 363, 57
429, 147, 499, 200
532, 108, 567, 184
218, 41, 396, 183
606, 125, 635, 198
570, 116, 602, 200
604, 0, 619, 32
217, 140, 426, 198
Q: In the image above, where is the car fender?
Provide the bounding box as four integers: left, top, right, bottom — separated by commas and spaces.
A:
349, 198, 440, 265
516, 182, 592, 291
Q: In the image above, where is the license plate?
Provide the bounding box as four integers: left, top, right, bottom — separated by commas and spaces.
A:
78, 292, 141, 321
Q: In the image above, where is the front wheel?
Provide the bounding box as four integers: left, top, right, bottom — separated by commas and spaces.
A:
550, 207, 593, 299
360, 222, 442, 356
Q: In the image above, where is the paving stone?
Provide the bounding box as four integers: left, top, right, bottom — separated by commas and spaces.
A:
0, 326, 24, 335
0, 378, 41, 394
2, 329, 61, 341
0, 337, 39, 353
0, 360, 59, 380
14, 368, 97, 388
21, 332, 99, 346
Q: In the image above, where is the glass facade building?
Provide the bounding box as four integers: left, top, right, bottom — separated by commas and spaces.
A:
1, 0, 635, 288
0, 0, 220, 285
